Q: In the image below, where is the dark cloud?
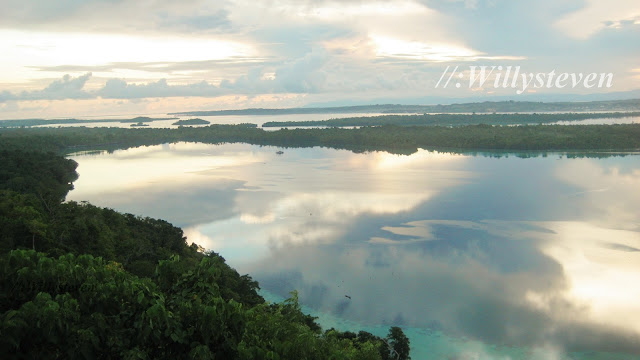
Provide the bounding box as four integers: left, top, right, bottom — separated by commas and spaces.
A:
603, 242, 640, 252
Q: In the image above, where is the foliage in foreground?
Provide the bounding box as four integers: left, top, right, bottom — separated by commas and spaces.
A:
0, 250, 409, 359
0, 146, 411, 359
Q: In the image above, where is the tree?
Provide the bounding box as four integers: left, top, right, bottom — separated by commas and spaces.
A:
383, 327, 410, 360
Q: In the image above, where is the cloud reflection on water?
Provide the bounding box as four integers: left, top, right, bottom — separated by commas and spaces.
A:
67, 143, 640, 356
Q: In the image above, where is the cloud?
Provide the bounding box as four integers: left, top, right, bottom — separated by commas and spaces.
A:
1, 0, 638, 111
554, 0, 640, 39
0, 91, 16, 102
94, 48, 330, 98
97, 78, 224, 99
72, 178, 244, 228
0, 48, 325, 101
0, 73, 93, 102
1, 48, 333, 101
62, 141, 640, 356
233, 154, 640, 355
0, 73, 227, 102
30, 58, 275, 77
252, 221, 640, 354
156, 10, 232, 32
223, 47, 330, 93
0, 0, 234, 35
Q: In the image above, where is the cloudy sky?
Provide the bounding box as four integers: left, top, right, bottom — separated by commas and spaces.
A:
0, 0, 638, 118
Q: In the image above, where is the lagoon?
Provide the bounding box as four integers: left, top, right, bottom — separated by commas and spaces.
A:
67, 143, 640, 359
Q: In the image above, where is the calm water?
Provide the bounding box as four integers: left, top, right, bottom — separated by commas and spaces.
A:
67, 143, 640, 359
34, 112, 408, 129
19, 112, 640, 129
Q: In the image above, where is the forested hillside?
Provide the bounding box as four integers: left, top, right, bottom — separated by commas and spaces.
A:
0, 146, 410, 359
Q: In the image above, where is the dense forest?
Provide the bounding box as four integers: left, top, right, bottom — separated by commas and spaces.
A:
0, 145, 411, 358
172, 119, 211, 126
261, 112, 640, 127
1, 123, 639, 157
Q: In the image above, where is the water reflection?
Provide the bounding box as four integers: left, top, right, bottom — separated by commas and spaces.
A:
68, 143, 640, 358
33, 112, 408, 129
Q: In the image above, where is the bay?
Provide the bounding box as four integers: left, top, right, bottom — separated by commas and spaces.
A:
67, 143, 640, 359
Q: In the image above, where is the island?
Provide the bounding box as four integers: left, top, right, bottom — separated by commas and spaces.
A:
0, 116, 176, 128
129, 122, 149, 127
120, 116, 171, 123
170, 99, 640, 117
2, 123, 639, 155
261, 112, 640, 128
172, 118, 211, 126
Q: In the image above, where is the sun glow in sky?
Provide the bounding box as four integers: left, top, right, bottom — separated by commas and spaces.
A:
295, 1, 429, 19
372, 35, 479, 61
0, 0, 638, 118
0, 30, 253, 82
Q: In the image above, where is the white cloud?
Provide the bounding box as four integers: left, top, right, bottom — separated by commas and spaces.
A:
293, 0, 429, 19
0, 73, 93, 101
0, 0, 638, 116
97, 78, 223, 99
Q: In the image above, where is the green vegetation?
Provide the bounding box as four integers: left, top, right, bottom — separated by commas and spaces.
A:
0, 116, 176, 128
1, 123, 639, 156
130, 122, 150, 127
171, 99, 640, 117
2, 118, 637, 358
120, 116, 167, 123
262, 112, 640, 127
172, 118, 211, 126
0, 143, 410, 359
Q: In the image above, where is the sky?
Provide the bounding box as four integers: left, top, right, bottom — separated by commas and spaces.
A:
0, 0, 639, 118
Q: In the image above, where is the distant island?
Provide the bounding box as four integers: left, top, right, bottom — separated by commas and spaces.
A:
0, 116, 176, 128
262, 112, 640, 128
2, 123, 639, 155
172, 118, 211, 126
119, 116, 166, 123
129, 122, 150, 127
170, 99, 640, 117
